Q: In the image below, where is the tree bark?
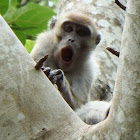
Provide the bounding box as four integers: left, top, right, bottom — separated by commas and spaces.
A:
0, 0, 139, 139
84, 0, 140, 138
0, 15, 87, 140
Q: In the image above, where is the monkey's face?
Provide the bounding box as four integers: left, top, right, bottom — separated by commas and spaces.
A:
53, 20, 100, 72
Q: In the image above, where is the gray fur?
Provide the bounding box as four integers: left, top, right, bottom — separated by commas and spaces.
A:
30, 12, 110, 125
76, 101, 110, 125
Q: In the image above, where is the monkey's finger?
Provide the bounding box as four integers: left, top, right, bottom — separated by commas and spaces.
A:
42, 67, 52, 76
51, 69, 63, 76
48, 75, 57, 84
48, 70, 60, 84
55, 69, 63, 76
42, 67, 57, 84
57, 74, 63, 81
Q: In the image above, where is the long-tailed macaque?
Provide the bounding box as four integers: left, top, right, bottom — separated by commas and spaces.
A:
30, 12, 110, 125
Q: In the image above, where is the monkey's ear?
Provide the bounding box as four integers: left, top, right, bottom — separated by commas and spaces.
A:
96, 34, 101, 45
48, 16, 57, 30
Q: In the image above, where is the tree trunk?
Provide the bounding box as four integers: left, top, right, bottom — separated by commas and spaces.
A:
84, 0, 140, 137
0, 15, 87, 140
0, 0, 139, 140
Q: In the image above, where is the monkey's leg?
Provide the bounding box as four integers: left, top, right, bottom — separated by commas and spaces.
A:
76, 101, 111, 125
42, 67, 75, 109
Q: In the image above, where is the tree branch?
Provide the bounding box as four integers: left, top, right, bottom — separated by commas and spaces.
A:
115, 0, 126, 11
35, 54, 48, 70
106, 47, 120, 57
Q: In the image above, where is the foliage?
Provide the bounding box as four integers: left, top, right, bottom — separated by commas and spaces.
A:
0, 0, 56, 53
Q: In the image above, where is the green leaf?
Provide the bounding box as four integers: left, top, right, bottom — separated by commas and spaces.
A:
25, 39, 35, 53
0, 0, 9, 15
13, 29, 26, 45
5, 3, 55, 37
3, 0, 20, 22
9, 0, 20, 8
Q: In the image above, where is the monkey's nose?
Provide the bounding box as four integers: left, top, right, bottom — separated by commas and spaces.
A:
68, 39, 75, 43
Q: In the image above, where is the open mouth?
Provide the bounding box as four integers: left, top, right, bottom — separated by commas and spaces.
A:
61, 47, 74, 63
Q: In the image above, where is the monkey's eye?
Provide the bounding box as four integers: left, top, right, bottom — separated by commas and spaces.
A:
64, 24, 73, 32
77, 30, 86, 36
76, 26, 91, 37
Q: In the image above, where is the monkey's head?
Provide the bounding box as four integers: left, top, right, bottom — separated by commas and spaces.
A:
53, 12, 101, 72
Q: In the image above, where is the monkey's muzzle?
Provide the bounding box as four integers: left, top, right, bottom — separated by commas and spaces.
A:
61, 47, 74, 63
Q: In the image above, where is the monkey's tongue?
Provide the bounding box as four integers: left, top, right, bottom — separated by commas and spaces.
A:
61, 47, 73, 63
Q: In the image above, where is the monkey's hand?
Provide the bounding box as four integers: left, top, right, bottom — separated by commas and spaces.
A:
41, 67, 63, 84
42, 67, 75, 109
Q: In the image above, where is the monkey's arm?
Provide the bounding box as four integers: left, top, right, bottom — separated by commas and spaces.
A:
42, 67, 75, 109
30, 31, 55, 63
